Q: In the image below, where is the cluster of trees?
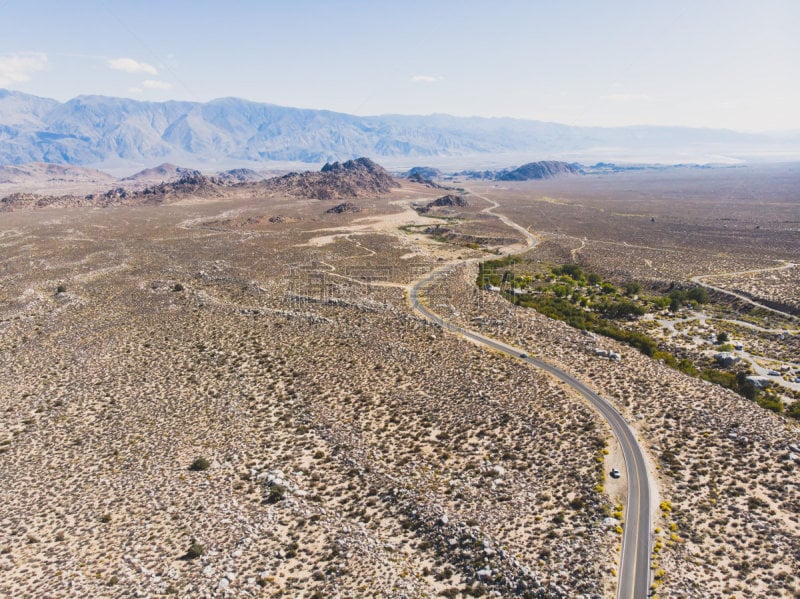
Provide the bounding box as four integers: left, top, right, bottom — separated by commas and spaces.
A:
478, 260, 798, 419
510, 286, 659, 356
664, 286, 709, 311
476, 255, 521, 288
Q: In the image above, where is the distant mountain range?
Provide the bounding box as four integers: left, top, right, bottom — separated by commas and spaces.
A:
1, 89, 799, 167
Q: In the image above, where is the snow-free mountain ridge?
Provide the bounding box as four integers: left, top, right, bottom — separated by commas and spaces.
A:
1, 89, 798, 167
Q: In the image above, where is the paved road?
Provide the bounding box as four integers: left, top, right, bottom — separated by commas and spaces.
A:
408, 194, 653, 597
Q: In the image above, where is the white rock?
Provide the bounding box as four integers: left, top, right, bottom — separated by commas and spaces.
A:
490, 465, 505, 477
216, 577, 229, 591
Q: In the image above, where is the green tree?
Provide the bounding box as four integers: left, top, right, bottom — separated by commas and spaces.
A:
687, 287, 709, 304
736, 372, 758, 401
559, 264, 583, 279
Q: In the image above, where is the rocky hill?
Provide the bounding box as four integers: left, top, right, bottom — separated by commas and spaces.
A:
415, 194, 469, 213
122, 163, 199, 183
262, 157, 398, 200
215, 168, 264, 184
0, 158, 397, 211
406, 166, 442, 179
428, 194, 468, 208
496, 161, 584, 181
1, 89, 796, 167
0, 162, 117, 186
1, 170, 221, 211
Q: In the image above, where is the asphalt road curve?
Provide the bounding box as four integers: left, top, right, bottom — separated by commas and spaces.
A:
409, 269, 652, 598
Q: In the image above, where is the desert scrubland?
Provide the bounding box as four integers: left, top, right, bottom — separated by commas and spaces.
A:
1, 163, 798, 598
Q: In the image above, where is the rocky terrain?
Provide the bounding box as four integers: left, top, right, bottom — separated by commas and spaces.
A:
261, 158, 398, 200
407, 172, 444, 188
426, 262, 799, 598
496, 161, 584, 181
1, 163, 797, 598
215, 168, 266, 185
325, 202, 361, 214
0, 185, 617, 598
122, 163, 202, 183
406, 167, 442, 180
0, 158, 398, 212
701, 265, 800, 315
415, 194, 469, 213
0, 171, 222, 211
0, 162, 116, 186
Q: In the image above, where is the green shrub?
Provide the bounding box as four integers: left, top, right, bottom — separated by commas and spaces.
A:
625, 282, 642, 296
700, 369, 738, 390
185, 542, 204, 559
653, 351, 678, 368
677, 359, 698, 377
189, 457, 211, 471
266, 484, 287, 504
757, 393, 783, 413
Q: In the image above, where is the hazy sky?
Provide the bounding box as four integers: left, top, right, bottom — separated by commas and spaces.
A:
1, 0, 798, 131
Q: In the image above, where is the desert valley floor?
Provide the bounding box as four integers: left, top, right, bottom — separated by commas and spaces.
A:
1, 164, 799, 598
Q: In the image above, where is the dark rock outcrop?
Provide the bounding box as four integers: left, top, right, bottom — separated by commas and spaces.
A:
415, 194, 468, 213
262, 157, 398, 200
406, 166, 441, 179
496, 161, 583, 181
427, 194, 468, 208
215, 168, 264, 184
325, 202, 361, 214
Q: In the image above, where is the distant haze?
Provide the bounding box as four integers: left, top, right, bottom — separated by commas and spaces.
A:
1, 89, 799, 170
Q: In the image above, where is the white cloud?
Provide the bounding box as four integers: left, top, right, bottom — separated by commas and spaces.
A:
108, 57, 158, 75
142, 79, 173, 90
602, 93, 655, 103
410, 75, 442, 83
128, 87, 144, 94
0, 52, 48, 85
